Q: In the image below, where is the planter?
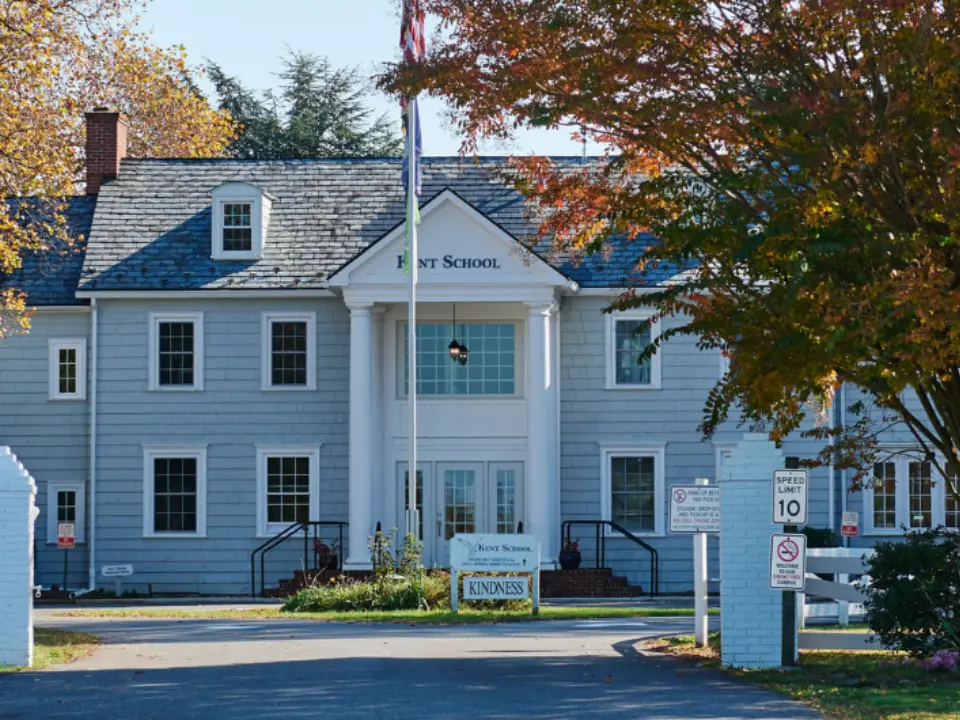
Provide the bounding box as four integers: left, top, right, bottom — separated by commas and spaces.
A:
558, 550, 582, 570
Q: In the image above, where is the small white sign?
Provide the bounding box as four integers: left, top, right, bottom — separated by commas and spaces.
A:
463, 575, 530, 600
669, 484, 721, 533
101, 564, 133, 577
450, 534, 538, 573
772, 470, 808, 525
841, 511, 859, 537
769, 533, 807, 590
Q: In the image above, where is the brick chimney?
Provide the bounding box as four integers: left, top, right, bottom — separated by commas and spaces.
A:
85, 108, 128, 195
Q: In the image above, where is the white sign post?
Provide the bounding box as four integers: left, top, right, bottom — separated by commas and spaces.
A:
769, 533, 807, 590
669, 479, 717, 646
772, 470, 808, 525
449, 534, 539, 614
102, 564, 134, 598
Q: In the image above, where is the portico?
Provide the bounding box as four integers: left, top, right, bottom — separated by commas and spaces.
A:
329, 190, 576, 568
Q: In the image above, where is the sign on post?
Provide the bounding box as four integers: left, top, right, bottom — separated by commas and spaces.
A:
769, 533, 807, 590
101, 565, 133, 577
463, 575, 530, 600
449, 534, 539, 614
57, 522, 75, 549
669, 484, 721, 533
841, 511, 859, 538
772, 470, 808, 525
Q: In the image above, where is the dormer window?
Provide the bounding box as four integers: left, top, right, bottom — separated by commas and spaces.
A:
222, 203, 253, 252
211, 182, 272, 260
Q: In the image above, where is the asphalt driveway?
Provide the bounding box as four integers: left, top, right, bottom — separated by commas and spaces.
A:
0, 612, 818, 719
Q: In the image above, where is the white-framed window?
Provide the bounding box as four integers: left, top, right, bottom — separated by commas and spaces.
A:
148, 312, 204, 391
604, 310, 662, 390
261, 312, 316, 391
211, 182, 270, 260
46, 482, 85, 544
600, 444, 666, 535
256, 445, 321, 537
142, 446, 207, 538
48, 339, 86, 400
863, 450, 959, 533
401, 322, 519, 397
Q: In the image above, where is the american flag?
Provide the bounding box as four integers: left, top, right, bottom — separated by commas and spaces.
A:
401, 0, 424, 198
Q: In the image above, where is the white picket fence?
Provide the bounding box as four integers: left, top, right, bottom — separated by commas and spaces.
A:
797, 548, 880, 650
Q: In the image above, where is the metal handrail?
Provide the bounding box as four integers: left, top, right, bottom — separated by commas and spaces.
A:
250, 521, 348, 598
560, 520, 659, 596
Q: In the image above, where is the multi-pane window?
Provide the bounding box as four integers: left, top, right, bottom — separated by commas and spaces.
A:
614, 320, 652, 385
403, 323, 516, 396
496, 468, 517, 534
222, 202, 252, 252
257, 446, 318, 535
609, 455, 657, 532
946, 486, 960, 530
443, 468, 477, 539
153, 457, 198, 533
150, 314, 203, 391
266, 456, 311, 526
158, 322, 194, 386
606, 312, 660, 389
868, 454, 959, 533
57, 490, 77, 524
262, 313, 315, 390
271, 321, 308, 386
403, 470, 424, 540
49, 339, 86, 400
872, 462, 898, 530
908, 461, 933, 529
46, 482, 85, 543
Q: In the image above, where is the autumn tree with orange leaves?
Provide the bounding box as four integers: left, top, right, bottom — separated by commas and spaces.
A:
383, 0, 960, 502
0, 0, 233, 334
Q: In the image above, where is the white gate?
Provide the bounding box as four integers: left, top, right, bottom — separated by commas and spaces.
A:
797, 547, 880, 650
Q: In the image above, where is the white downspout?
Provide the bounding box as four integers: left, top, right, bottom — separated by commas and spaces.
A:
76, 298, 98, 596
839, 383, 848, 548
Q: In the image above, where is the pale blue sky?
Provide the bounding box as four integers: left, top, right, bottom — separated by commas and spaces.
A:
139, 0, 592, 157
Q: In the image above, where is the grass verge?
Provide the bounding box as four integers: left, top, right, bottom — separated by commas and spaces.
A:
0, 628, 99, 672
58, 606, 718, 624
644, 633, 960, 720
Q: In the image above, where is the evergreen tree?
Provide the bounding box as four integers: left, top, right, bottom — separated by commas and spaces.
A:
208, 51, 401, 159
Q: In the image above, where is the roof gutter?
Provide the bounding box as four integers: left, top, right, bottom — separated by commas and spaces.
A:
75, 289, 337, 300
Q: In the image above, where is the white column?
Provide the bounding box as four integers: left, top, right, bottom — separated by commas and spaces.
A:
0, 447, 38, 668
526, 302, 559, 566
346, 303, 374, 568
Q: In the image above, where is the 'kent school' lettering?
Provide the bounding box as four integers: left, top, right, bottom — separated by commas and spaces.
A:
396, 254, 501, 270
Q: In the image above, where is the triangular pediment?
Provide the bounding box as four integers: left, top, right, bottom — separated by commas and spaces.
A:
329, 190, 572, 289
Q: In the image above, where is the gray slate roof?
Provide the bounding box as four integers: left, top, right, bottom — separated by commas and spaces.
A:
79, 157, 668, 292
3, 196, 95, 306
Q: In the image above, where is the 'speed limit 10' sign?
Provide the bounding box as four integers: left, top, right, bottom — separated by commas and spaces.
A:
772, 469, 808, 525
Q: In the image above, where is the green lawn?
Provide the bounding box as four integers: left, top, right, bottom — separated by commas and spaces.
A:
0, 628, 99, 672
646, 634, 960, 720
59, 605, 717, 624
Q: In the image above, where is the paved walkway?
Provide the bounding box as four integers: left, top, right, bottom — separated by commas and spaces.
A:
1, 613, 817, 719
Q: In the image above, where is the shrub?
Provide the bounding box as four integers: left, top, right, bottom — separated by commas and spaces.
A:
865, 528, 960, 657
802, 527, 838, 549
283, 573, 451, 613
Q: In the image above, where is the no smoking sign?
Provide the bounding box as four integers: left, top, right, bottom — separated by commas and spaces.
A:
769, 533, 807, 590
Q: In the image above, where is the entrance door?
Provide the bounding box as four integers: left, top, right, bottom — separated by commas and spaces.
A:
397, 460, 524, 566
436, 462, 483, 567
397, 462, 435, 563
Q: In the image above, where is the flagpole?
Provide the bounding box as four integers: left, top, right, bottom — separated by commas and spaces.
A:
406, 96, 419, 541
